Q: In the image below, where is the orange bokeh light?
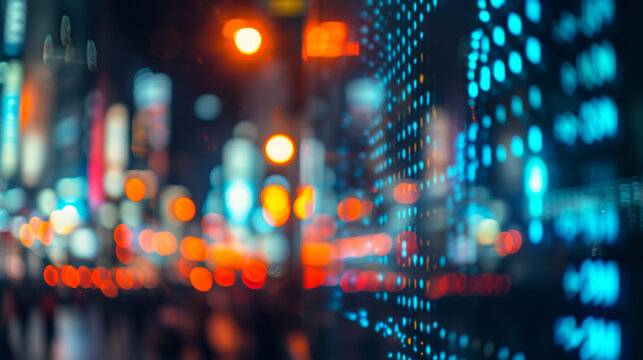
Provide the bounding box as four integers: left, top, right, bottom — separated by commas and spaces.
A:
61, 265, 80, 288
190, 267, 214, 292
29, 217, 42, 235
211, 244, 245, 269
180, 236, 208, 261
214, 267, 236, 287
43, 265, 59, 287
114, 224, 133, 247
19, 223, 34, 247
153, 231, 178, 256
115, 268, 135, 289
92, 267, 109, 288
293, 186, 314, 220
138, 229, 155, 253
495, 230, 522, 256
261, 184, 291, 227
78, 266, 92, 288
264, 134, 295, 165
174, 197, 196, 222
303, 267, 325, 289
222, 18, 248, 39
125, 177, 146, 202
337, 197, 362, 222
115, 245, 135, 264
100, 279, 118, 298
242, 260, 267, 289
393, 182, 420, 204
304, 21, 353, 59
38, 221, 53, 246
302, 242, 333, 267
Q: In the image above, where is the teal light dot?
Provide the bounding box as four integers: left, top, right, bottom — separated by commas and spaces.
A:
479, 10, 490, 22
509, 51, 522, 74
529, 219, 543, 244
496, 144, 507, 162
496, 104, 507, 123
511, 136, 524, 157
468, 82, 479, 98
482, 114, 492, 128
528, 125, 543, 153
529, 85, 542, 109
526, 36, 542, 64
526, 0, 541, 23
511, 96, 523, 116
490, 0, 505, 8
507, 12, 522, 35
492, 26, 506, 46
480, 66, 491, 91
493, 60, 506, 82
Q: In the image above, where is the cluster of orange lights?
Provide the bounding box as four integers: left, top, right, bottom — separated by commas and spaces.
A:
178, 250, 268, 291
18, 217, 54, 247
337, 197, 373, 222
111, 222, 270, 291
304, 21, 359, 60
301, 230, 396, 289
339, 269, 406, 293
42, 264, 155, 298
426, 272, 512, 300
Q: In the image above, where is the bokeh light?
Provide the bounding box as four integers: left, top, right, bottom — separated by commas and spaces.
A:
264, 134, 295, 165
190, 267, 214, 292
125, 177, 146, 202
234, 27, 262, 54
174, 196, 196, 222
261, 184, 291, 227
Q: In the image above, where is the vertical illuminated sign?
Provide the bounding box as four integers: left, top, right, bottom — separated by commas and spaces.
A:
1, 61, 22, 178
3, 0, 27, 57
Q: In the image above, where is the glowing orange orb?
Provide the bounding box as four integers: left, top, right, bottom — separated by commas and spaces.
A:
125, 178, 146, 202
173, 197, 196, 222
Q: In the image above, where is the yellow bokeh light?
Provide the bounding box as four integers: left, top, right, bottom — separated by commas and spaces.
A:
235, 27, 262, 54
293, 186, 314, 219
264, 134, 295, 165
261, 184, 291, 227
